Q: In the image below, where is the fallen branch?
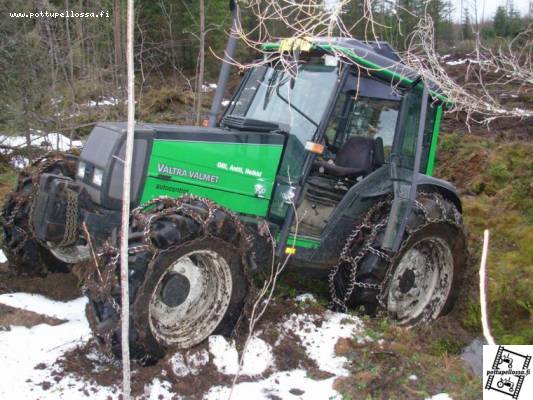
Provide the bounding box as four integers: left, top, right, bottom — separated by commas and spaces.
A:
228, 172, 304, 399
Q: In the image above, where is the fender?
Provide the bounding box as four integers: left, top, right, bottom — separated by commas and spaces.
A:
417, 174, 462, 213
288, 166, 462, 273
290, 166, 393, 270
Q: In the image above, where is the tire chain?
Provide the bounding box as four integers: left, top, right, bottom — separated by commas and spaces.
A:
81, 195, 254, 357
328, 191, 464, 313
328, 197, 392, 312
376, 210, 466, 311
1, 152, 77, 261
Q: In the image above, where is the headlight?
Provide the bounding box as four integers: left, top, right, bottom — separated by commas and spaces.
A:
77, 161, 86, 179
92, 168, 103, 186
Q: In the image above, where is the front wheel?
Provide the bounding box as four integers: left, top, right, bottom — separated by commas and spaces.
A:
135, 239, 248, 355
84, 196, 251, 362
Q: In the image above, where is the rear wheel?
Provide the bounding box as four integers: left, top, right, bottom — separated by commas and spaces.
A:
0, 153, 76, 275
386, 222, 464, 324
331, 192, 466, 325
84, 197, 251, 362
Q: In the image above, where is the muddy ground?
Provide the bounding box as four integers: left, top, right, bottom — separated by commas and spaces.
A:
0, 260, 480, 399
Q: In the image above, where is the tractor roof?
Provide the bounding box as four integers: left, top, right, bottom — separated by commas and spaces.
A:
262, 37, 446, 102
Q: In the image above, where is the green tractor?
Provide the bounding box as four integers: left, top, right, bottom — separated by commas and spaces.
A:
1, 12, 466, 361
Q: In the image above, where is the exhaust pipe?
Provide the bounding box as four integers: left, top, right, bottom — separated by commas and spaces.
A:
207, 0, 239, 127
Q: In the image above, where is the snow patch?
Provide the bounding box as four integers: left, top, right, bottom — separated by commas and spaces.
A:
0, 294, 110, 399
445, 58, 480, 66
0, 293, 364, 399
87, 97, 120, 107
143, 378, 180, 400
169, 353, 190, 377
240, 336, 274, 376
201, 83, 217, 92
0, 250, 6, 263
169, 349, 210, 377
295, 293, 316, 303
204, 369, 339, 400
426, 394, 453, 400
446, 59, 467, 66
0, 293, 87, 321
0, 132, 82, 152
209, 335, 240, 374
282, 311, 362, 376
0, 132, 83, 169
209, 335, 273, 376
188, 349, 210, 373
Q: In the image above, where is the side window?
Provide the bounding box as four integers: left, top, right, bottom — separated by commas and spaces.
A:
226, 66, 268, 117
419, 104, 437, 173
394, 86, 438, 173
395, 85, 423, 170
325, 75, 401, 159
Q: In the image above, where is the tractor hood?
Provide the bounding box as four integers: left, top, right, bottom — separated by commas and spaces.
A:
77, 122, 285, 216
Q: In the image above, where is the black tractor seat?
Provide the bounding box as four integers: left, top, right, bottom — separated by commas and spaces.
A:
315, 136, 384, 179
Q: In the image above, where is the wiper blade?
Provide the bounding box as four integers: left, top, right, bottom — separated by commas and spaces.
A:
221, 115, 281, 132
275, 83, 319, 128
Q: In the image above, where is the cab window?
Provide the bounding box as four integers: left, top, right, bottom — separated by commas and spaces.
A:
325, 75, 401, 159
393, 86, 438, 173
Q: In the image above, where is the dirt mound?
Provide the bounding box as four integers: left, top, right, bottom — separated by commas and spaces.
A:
0, 264, 81, 301
439, 51, 532, 141
44, 298, 360, 399
0, 303, 65, 328
441, 112, 532, 140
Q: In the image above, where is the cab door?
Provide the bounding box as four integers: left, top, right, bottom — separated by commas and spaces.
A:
382, 82, 429, 251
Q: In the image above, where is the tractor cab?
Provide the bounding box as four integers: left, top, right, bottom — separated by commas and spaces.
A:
220, 40, 445, 258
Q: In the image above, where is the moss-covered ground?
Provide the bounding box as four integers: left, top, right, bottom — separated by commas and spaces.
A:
435, 132, 532, 344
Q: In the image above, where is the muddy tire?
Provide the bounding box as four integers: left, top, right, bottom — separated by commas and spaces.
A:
332, 192, 466, 324
85, 197, 250, 362
385, 221, 465, 324
0, 154, 76, 275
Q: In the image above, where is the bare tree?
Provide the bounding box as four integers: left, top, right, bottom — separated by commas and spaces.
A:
64, 0, 75, 84
120, 0, 135, 398
114, 0, 124, 90
228, 173, 304, 400
195, 0, 206, 125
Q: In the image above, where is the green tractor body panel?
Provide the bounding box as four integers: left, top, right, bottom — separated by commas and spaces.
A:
140, 138, 284, 217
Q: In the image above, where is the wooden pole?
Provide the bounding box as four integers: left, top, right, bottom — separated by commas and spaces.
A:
480, 229, 496, 345
120, 0, 134, 398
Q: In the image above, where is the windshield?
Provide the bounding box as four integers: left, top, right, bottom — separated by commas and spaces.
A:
226, 63, 338, 144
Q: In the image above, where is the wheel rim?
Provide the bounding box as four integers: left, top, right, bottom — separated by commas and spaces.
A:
387, 236, 453, 323
49, 244, 90, 264
148, 249, 232, 348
